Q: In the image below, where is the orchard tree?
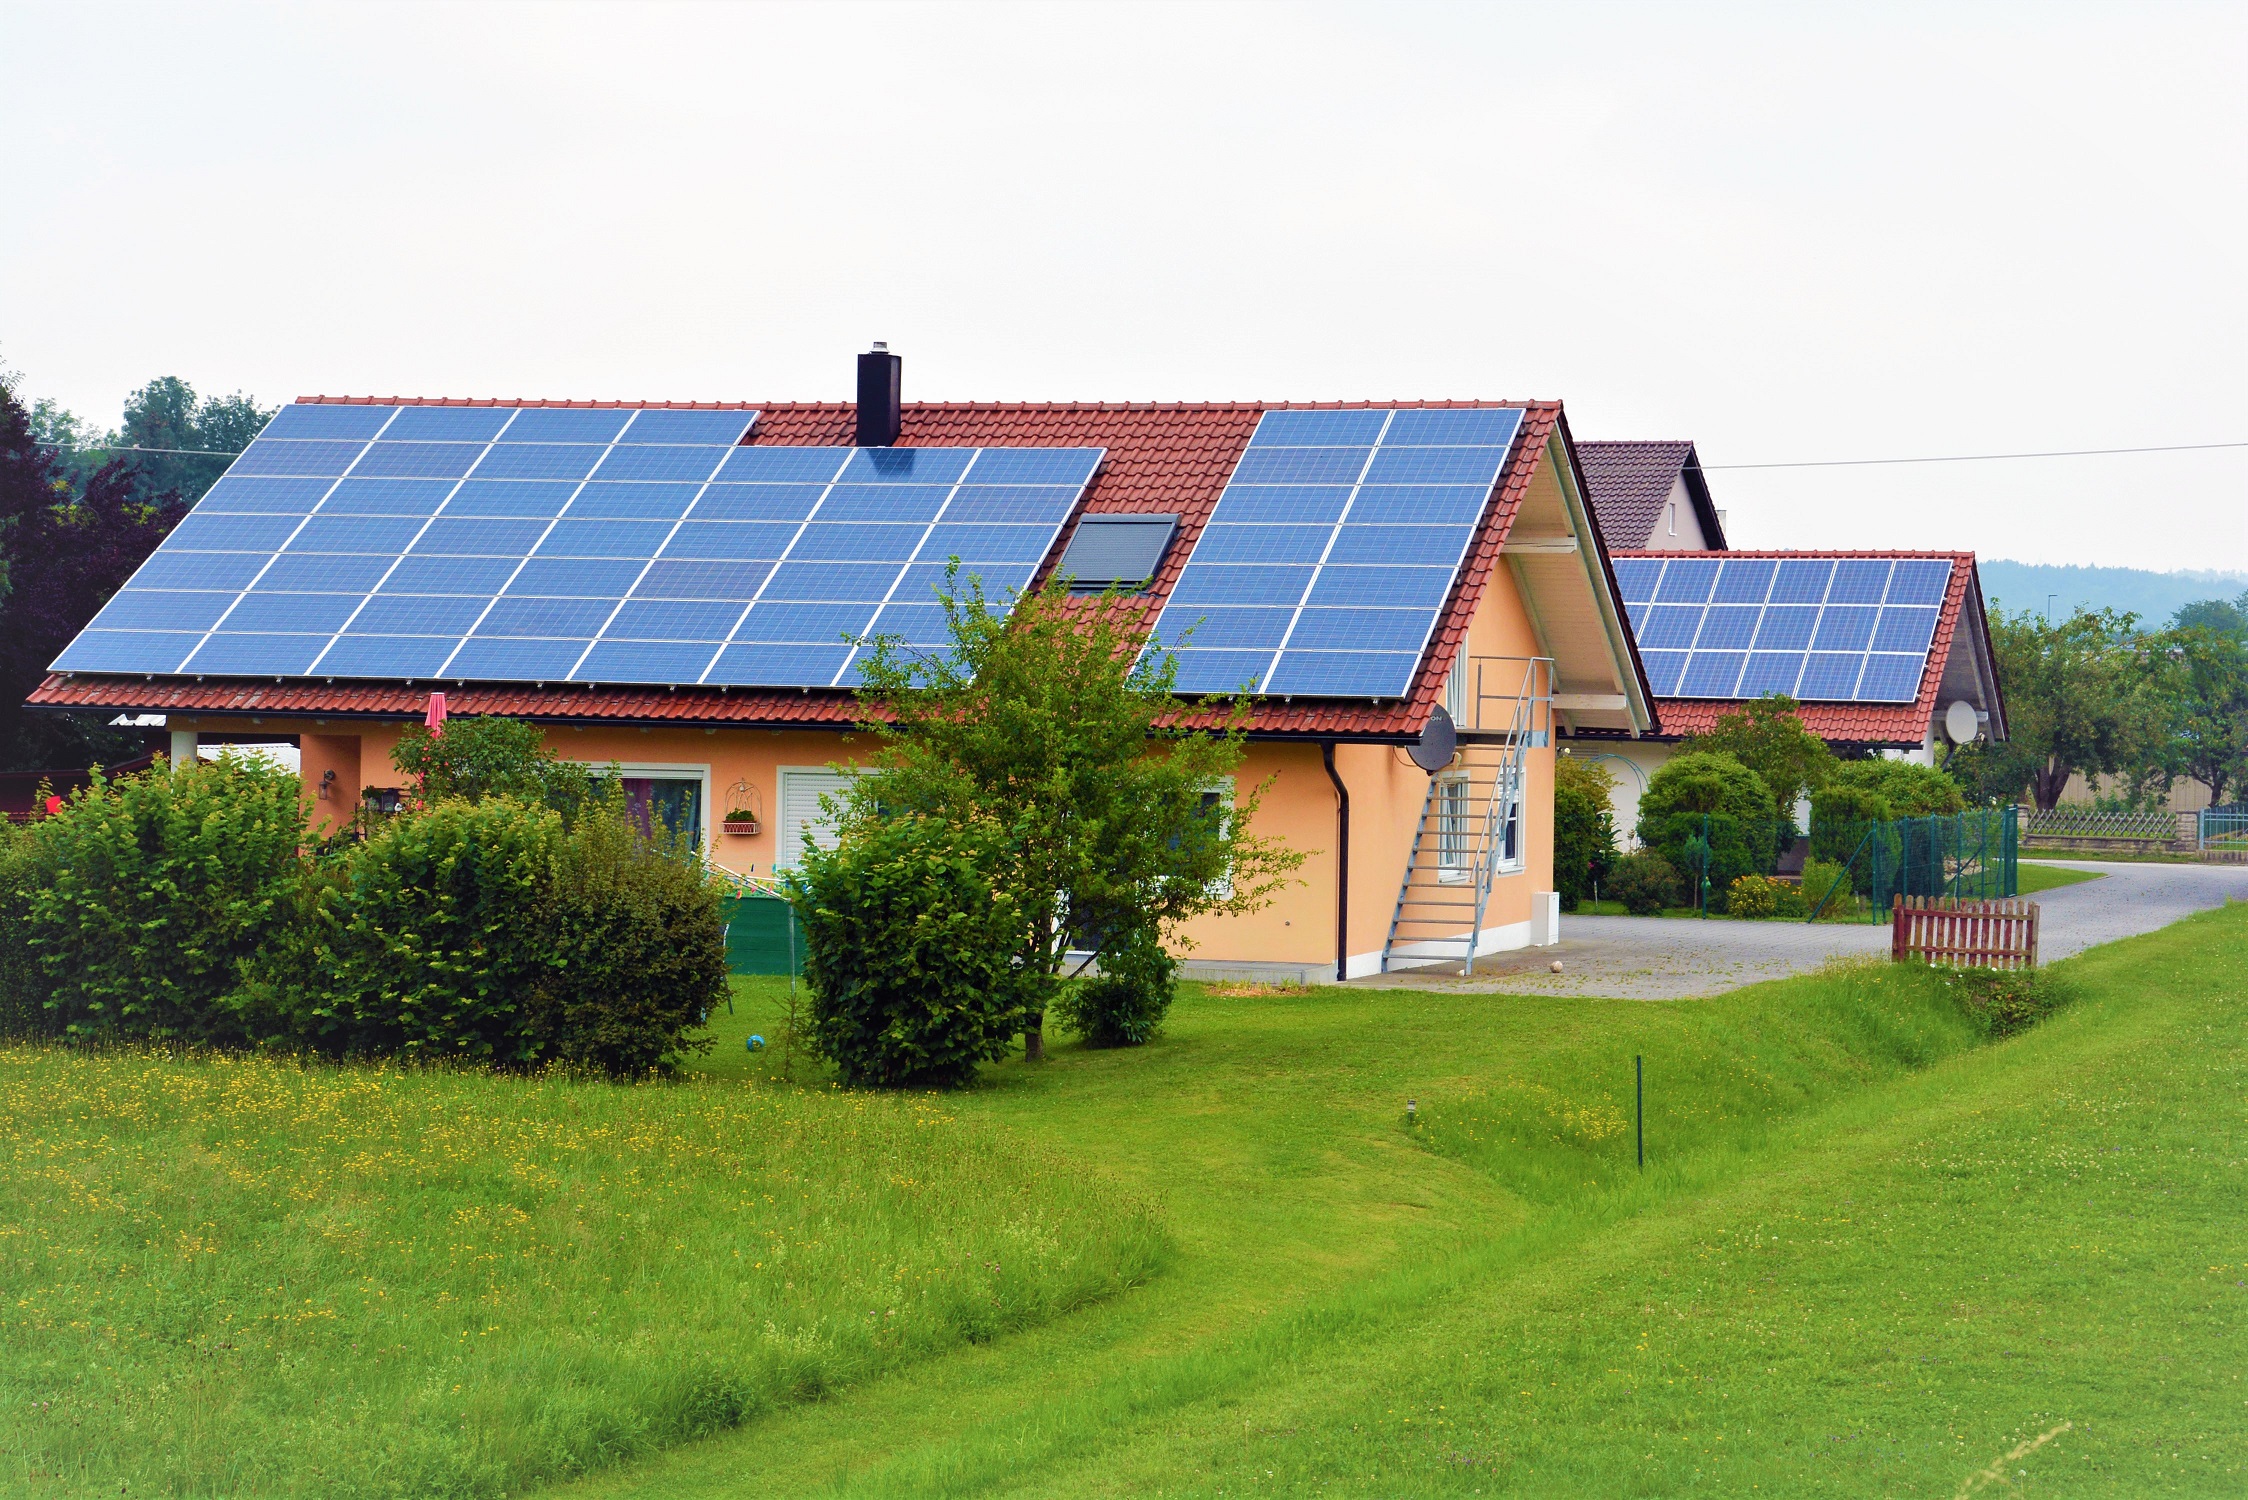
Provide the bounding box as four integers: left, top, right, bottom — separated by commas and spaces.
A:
1973, 606, 2145, 810
2147, 626, 2248, 808
843, 569, 1304, 1061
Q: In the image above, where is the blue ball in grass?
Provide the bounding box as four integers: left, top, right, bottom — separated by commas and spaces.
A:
746, 1034, 766, 1052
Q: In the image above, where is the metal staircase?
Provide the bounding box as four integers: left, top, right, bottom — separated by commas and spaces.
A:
1382, 656, 1552, 976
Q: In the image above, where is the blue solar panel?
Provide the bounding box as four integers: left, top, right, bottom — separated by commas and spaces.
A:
385, 407, 514, 442
50, 405, 1111, 688
53, 631, 200, 673
1169, 649, 1283, 696
864, 603, 953, 645
87, 590, 237, 631
315, 635, 461, 678
1145, 408, 1523, 696
471, 444, 606, 481
737, 602, 879, 643
1640, 651, 1687, 696
1621, 555, 1951, 702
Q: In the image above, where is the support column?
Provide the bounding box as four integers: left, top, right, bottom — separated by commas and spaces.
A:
168, 727, 197, 770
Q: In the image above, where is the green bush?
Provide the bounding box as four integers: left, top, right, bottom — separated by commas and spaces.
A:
1724, 874, 1806, 920
7, 756, 306, 1043
1831, 758, 1966, 817
790, 813, 1028, 1088
253, 798, 724, 1076
1800, 858, 1855, 919
1935, 963, 2073, 1038
1807, 783, 1894, 867
1635, 752, 1779, 902
391, 715, 610, 817
1058, 923, 1177, 1048
1552, 781, 1618, 912
0, 820, 41, 1036
1606, 850, 1682, 915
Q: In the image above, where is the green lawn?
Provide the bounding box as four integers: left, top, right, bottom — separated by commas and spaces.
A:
2017, 861, 2104, 893
9, 911, 2241, 1497
0, 1049, 1162, 1498
561, 908, 2246, 1497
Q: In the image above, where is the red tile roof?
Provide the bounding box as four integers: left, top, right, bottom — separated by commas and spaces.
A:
1612, 548, 1982, 746
30, 398, 1574, 744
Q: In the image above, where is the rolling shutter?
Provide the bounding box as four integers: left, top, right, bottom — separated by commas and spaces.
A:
776, 768, 856, 869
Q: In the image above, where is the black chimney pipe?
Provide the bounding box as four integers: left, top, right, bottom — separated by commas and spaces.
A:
856, 343, 902, 447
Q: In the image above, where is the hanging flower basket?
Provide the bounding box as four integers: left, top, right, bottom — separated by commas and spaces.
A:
721, 813, 761, 836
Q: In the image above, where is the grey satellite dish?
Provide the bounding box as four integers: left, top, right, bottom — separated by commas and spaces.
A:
1943, 700, 1979, 745
1410, 706, 1458, 772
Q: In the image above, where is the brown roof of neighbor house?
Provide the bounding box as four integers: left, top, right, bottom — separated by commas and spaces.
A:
31, 397, 1616, 744
1610, 548, 1995, 746
1576, 440, 1726, 551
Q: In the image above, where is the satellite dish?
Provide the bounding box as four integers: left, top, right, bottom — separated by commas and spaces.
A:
1410, 706, 1458, 772
1943, 700, 1979, 745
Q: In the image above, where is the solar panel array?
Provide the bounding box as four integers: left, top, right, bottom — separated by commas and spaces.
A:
1611, 555, 1953, 702
1148, 407, 1525, 699
54, 402, 1103, 689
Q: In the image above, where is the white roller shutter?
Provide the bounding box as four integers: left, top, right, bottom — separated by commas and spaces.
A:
776, 768, 856, 869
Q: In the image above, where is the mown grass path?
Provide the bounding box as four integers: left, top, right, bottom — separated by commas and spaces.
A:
576, 908, 2245, 1498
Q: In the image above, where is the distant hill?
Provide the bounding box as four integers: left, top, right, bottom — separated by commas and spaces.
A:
1974, 561, 2248, 627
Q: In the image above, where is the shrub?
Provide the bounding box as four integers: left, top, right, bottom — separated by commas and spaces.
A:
1058, 923, 1177, 1048
790, 813, 1028, 1088
1807, 782, 1894, 867
1552, 780, 1618, 912
1800, 858, 1854, 919
1832, 757, 1966, 818
251, 798, 724, 1075
1935, 964, 2073, 1038
11, 756, 306, 1043
391, 715, 610, 818
1724, 873, 1805, 920
1606, 850, 1682, 915
0, 820, 41, 1036
1636, 751, 1780, 900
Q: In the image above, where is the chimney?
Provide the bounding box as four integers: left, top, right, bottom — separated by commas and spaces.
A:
855, 342, 902, 447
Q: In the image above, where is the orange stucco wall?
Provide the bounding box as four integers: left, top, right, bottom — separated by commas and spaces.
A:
174, 545, 1559, 980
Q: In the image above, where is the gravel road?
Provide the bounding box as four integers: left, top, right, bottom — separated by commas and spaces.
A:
1359, 859, 2248, 999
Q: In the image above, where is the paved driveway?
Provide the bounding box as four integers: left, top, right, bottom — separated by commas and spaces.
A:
1360, 859, 2248, 1000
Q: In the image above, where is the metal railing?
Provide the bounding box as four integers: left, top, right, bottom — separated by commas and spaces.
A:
1809, 806, 2018, 921
1383, 656, 1553, 974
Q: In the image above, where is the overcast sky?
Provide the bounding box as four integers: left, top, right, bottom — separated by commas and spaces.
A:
3, 1, 2242, 570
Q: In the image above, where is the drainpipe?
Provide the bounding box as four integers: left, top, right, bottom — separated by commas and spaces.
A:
1322, 742, 1350, 983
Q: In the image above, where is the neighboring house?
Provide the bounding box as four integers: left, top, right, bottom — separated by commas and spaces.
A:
1574, 445, 2008, 843
29, 360, 1658, 981
1575, 441, 1728, 552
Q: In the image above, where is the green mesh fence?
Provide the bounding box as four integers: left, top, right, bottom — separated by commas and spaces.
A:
721, 894, 801, 977
1809, 805, 2018, 921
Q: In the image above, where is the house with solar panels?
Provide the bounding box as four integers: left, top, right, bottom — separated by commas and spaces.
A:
1572, 452, 2008, 845
29, 350, 1665, 982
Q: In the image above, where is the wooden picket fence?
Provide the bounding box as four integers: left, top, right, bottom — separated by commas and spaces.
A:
1891, 896, 2040, 970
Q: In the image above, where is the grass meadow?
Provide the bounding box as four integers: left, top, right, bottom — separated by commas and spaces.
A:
0, 1054, 1164, 1497
4, 904, 2242, 1497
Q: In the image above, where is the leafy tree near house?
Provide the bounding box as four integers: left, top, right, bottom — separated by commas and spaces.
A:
1967, 606, 2147, 811
1552, 754, 1618, 911
1678, 693, 1837, 835
0, 375, 187, 771
1634, 751, 1778, 907
108, 376, 273, 508
839, 570, 1304, 1062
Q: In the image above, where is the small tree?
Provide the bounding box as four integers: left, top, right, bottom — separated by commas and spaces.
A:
1678, 694, 1836, 835
1974, 605, 2144, 810
1551, 755, 1618, 911
392, 716, 612, 820
1635, 751, 1778, 906
845, 570, 1304, 1061
2145, 626, 2248, 808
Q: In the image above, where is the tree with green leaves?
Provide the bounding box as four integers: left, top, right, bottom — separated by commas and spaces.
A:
1678, 693, 1837, 832
2145, 626, 2248, 808
109, 376, 273, 508
391, 715, 616, 822
1968, 606, 2146, 810
2170, 592, 2248, 641
841, 570, 1304, 1062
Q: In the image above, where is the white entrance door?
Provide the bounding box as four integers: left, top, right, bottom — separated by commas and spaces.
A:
775, 768, 857, 869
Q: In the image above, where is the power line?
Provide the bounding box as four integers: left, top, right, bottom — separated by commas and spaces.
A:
1700, 440, 2248, 471
32, 440, 240, 457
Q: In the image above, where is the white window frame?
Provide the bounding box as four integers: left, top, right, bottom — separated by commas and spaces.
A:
565, 760, 713, 859
1199, 776, 1236, 899
1436, 772, 1474, 884
1495, 759, 1526, 876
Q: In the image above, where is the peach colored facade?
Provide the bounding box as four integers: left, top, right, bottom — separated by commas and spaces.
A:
185, 542, 1561, 986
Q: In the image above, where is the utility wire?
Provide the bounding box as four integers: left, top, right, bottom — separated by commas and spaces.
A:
32, 441, 240, 457
1700, 440, 2248, 471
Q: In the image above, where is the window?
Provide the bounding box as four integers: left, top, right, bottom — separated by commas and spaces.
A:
1197, 777, 1235, 898
1444, 657, 1469, 725
776, 767, 857, 869
1057, 514, 1178, 593
1666, 501, 1678, 537
1495, 760, 1525, 874
1437, 774, 1473, 883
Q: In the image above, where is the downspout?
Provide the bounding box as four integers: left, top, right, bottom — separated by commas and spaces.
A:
1322, 742, 1350, 983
